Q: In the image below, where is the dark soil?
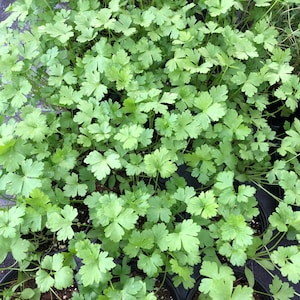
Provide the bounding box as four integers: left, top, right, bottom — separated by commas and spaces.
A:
154, 277, 175, 300
251, 214, 264, 236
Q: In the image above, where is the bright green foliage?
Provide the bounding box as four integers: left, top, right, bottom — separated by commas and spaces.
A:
125, 153, 144, 176
220, 215, 253, 247
170, 258, 195, 289
144, 147, 177, 178
104, 277, 154, 300
103, 205, 138, 242
36, 253, 73, 292
1, 159, 44, 197
253, 19, 278, 51
16, 109, 48, 142
231, 71, 263, 97
1, 0, 300, 297
46, 205, 78, 241
84, 150, 122, 180
137, 250, 164, 277
221, 110, 251, 141
199, 261, 253, 299
81, 71, 108, 99
136, 38, 162, 68
166, 219, 201, 253
152, 223, 169, 252
269, 276, 295, 300
186, 190, 218, 218
277, 170, 300, 205
38, 10, 74, 44
214, 171, 234, 190
194, 91, 226, 129
147, 194, 172, 223
0, 206, 25, 238
269, 202, 300, 232
21, 188, 52, 232
185, 145, 217, 184
85, 193, 138, 242
75, 239, 115, 286
205, 0, 236, 17
261, 49, 293, 85
274, 75, 300, 111
271, 246, 300, 284
51, 145, 79, 179
0, 77, 31, 109
63, 173, 88, 197
124, 229, 154, 257
279, 119, 300, 156
114, 124, 145, 150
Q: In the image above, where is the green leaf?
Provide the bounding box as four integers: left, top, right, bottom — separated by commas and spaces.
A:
205, 0, 235, 16
199, 261, 235, 299
0, 206, 25, 238
87, 121, 111, 143
80, 71, 108, 99
63, 173, 88, 197
20, 288, 35, 299
152, 223, 169, 252
214, 171, 234, 190
104, 206, 138, 242
36, 253, 73, 292
112, 14, 136, 36
219, 242, 247, 266
36, 269, 54, 293
144, 147, 177, 178
137, 250, 164, 277
136, 37, 162, 68
274, 75, 300, 111
279, 119, 300, 156
222, 110, 251, 140
84, 150, 122, 181
194, 91, 226, 127
231, 285, 253, 300
271, 246, 300, 284
46, 205, 78, 241
220, 215, 253, 247
114, 124, 144, 150
269, 275, 295, 300
269, 202, 294, 232
10, 237, 31, 262
253, 19, 278, 51
173, 110, 202, 140
231, 72, 263, 97
186, 190, 218, 218
38, 10, 74, 44
3, 159, 44, 197
166, 219, 201, 253
244, 266, 255, 288
147, 194, 172, 223
76, 239, 115, 286
170, 258, 195, 289
124, 229, 154, 257
16, 109, 48, 142
185, 145, 217, 184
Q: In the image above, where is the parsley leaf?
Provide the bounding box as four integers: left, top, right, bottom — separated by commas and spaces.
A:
84, 150, 122, 181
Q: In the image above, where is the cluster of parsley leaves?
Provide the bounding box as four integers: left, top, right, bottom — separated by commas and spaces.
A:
1, 0, 300, 299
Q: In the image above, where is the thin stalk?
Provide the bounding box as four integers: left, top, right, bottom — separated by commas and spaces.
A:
155, 270, 167, 295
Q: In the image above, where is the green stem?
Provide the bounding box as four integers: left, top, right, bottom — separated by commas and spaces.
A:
155, 269, 167, 294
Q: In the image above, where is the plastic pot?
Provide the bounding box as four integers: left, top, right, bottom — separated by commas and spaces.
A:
0, 253, 17, 284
